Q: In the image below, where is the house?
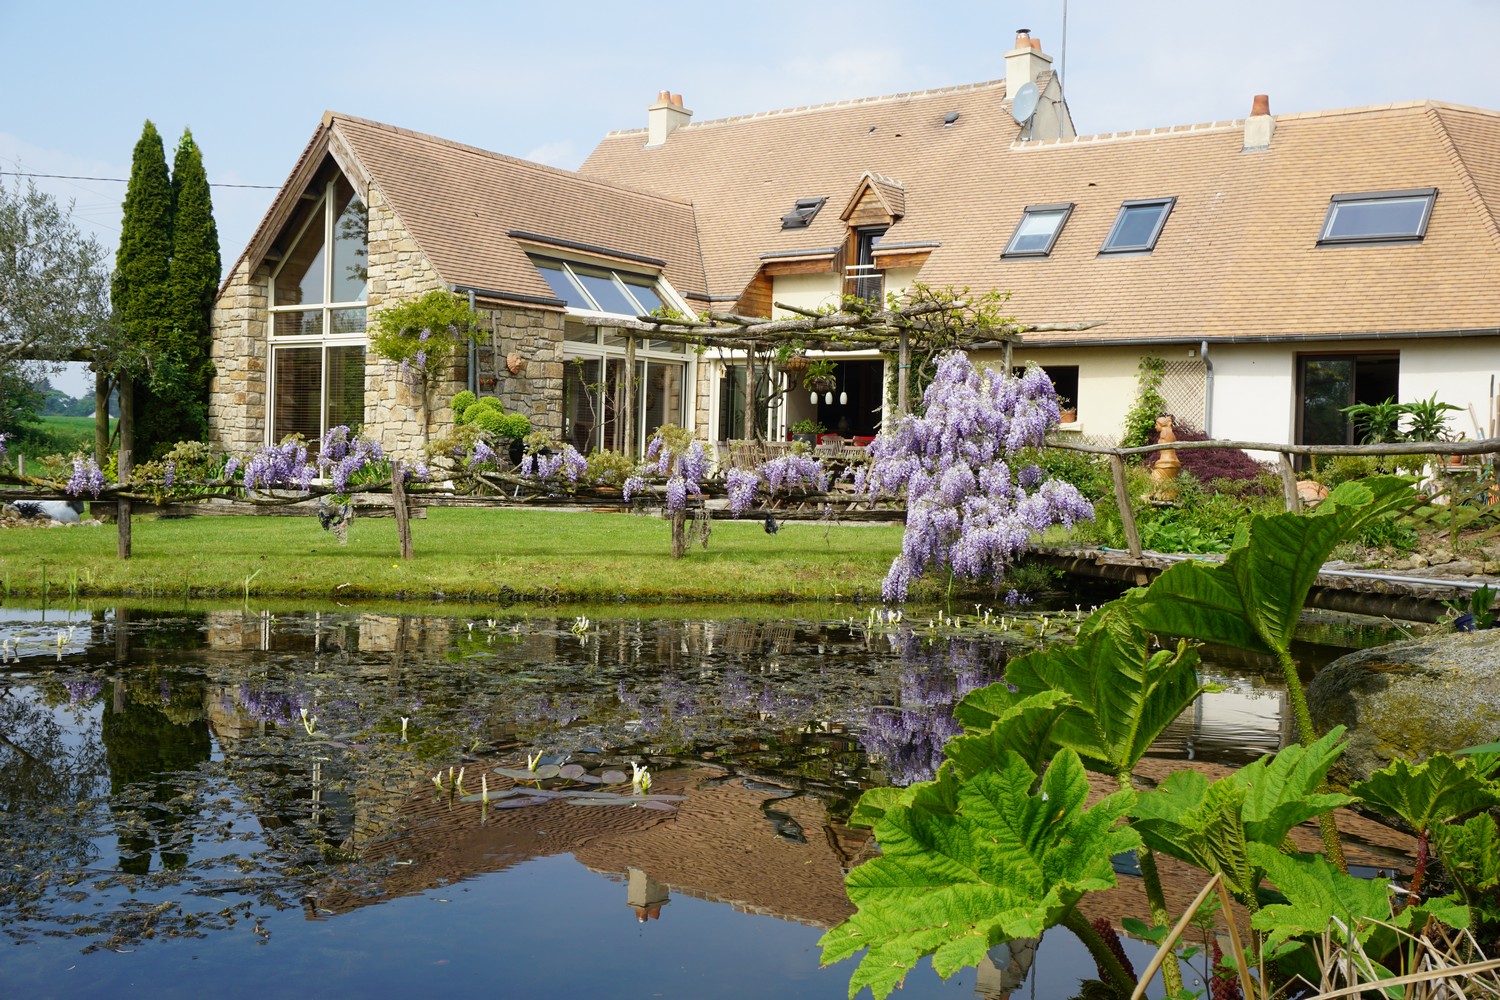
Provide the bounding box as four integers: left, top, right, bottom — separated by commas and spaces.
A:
210, 31, 1500, 461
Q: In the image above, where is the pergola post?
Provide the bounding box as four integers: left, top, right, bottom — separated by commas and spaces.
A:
743, 353, 757, 442
116, 372, 133, 560
623, 334, 637, 459
896, 329, 911, 417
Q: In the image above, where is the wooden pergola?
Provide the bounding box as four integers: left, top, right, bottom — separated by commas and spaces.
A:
581, 295, 1101, 458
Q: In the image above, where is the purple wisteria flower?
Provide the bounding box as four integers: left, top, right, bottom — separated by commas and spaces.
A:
223, 456, 240, 480
65, 456, 106, 497
561, 446, 587, 483
861, 351, 1091, 602
622, 475, 648, 501
726, 468, 760, 516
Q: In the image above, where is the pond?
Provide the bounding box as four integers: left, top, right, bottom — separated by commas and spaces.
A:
0, 601, 1413, 999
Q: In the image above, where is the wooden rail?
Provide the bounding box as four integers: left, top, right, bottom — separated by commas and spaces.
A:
1047, 436, 1500, 558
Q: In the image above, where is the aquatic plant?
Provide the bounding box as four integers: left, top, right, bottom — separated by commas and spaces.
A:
822, 477, 1500, 1000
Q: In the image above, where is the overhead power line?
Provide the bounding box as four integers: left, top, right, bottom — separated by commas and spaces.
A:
0, 169, 278, 190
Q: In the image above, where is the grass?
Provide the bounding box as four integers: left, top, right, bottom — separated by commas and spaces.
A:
0, 507, 910, 604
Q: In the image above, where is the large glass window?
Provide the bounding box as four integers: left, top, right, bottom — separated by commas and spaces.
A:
1319, 189, 1436, 244
561, 327, 687, 454
1004, 203, 1073, 257
1296, 353, 1399, 453
1100, 197, 1175, 254
268, 174, 367, 443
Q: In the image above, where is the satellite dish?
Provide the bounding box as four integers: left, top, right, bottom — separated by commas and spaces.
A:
1010, 82, 1040, 124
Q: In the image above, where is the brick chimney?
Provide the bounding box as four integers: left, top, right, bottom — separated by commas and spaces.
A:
1005, 29, 1054, 100
647, 91, 692, 147
1243, 94, 1275, 151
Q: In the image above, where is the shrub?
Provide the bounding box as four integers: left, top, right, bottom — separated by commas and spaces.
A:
450, 390, 477, 416
1027, 446, 1113, 500
1318, 454, 1381, 487
1148, 419, 1267, 482
1120, 356, 1167, 452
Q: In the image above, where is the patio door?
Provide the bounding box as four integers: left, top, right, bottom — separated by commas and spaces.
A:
1296, 352, 1398, 447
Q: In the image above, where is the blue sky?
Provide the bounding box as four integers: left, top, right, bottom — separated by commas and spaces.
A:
6, 0, 1500, 394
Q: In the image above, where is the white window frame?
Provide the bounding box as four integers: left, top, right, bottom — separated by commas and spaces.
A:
266, 178, 368, 444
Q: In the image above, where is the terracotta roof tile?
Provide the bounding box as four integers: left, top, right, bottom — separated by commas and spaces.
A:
584, 93, 1500, 339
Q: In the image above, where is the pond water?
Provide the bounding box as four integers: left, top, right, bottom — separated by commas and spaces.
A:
0, 601, 1410, 999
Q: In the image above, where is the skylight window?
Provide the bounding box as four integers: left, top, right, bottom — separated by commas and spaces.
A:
1100, 197, 1176, 254
531, 257, 671, 316
943, 112, 960, 127
1003, 203, 1073, 257
1319, 188, 1437, 244
780, 197, 827, 230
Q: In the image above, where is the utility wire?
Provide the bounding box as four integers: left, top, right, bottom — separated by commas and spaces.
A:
0, 169, 278, 189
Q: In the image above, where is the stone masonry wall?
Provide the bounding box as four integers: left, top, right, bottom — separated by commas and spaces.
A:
472, 307, 566, 440
208, 258, 269, 455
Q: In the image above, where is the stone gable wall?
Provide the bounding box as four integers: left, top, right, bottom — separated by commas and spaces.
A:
208, 258, 269, 455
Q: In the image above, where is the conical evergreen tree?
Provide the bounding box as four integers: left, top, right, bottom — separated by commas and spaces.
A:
113, 121, 175, 459
165, 128, 221, 445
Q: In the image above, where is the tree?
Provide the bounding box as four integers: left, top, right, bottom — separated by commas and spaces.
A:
0, 179, 113, 435
164, 128, 220, 445
367, 289, 482, 446
113, 120, 174, 460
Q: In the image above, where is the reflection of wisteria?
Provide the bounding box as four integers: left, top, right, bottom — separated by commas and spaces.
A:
64, 675, 103, 705
235, 683, 304, 724
859, 635, 1003, 786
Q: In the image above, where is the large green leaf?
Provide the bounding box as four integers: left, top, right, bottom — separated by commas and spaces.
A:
819, 750, 1138, 999
1131, 730, 1351, 898
1129, 477, 1415, 655
942, 689, 1075, 777
1352, 753, 1500, 834
1237, 727, 1352, 846
985, 603, 1204, 776
1433, 813, 1500, 897
1248, 843, 1393, 948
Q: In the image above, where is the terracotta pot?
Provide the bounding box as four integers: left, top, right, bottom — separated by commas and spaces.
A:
1059, 408, 1077, 423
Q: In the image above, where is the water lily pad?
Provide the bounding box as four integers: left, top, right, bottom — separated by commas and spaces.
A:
493, 796, 551, 809
599, 770, 627, 784
558, 764, 588, 780
532, 764, 561, 779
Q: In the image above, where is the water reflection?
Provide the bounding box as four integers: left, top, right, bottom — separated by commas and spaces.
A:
0, 605, 1403, 999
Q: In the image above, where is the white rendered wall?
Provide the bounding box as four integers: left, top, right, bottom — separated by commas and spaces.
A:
1004, 344, 1147, 440
1399, 338, 1500, 440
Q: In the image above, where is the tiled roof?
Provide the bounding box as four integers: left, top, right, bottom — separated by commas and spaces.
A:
582, 80, 1017, 299
583, 92, 1500, 340
242, 112, 709, 308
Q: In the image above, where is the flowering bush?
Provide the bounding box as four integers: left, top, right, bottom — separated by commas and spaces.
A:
238, 427, 385, 496
860, 351, 1093, 602
64, 455, 106, 497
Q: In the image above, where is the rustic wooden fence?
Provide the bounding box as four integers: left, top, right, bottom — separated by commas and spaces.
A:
1048, 436, 1500, 558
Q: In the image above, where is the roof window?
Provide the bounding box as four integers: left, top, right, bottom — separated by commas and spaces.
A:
1319, 188, 1436, 244
943, 112, 960, 127
531, 257, 670, 316
781, 197, 827, 230
1003, 202, 1073, 257
1100, 197, 1176, 254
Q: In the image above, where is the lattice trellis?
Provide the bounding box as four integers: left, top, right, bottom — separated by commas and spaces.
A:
1159, 358, 1208, 431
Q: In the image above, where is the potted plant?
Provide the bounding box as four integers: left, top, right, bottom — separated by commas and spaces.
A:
803, 358, 837, 394
1057, 397, 1077, 424
790, 418, 825, 445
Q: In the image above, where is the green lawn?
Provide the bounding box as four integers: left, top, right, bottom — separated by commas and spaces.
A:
0, 507, 909, 605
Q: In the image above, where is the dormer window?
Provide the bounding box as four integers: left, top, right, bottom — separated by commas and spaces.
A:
532, 257, 669, 317
1319, 188, 1436, 244
1004, 203, 1073, 257
1100, 197, 1176, 254
781, 197, 827, 230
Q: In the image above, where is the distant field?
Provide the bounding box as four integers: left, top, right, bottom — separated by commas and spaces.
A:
6, 415, 108, 467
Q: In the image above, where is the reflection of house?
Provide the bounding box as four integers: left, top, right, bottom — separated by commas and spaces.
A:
212, 29, 1500, 459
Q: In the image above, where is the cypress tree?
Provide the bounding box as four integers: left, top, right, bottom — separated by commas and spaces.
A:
165, 128, 221, 444
113, 121, 174, 459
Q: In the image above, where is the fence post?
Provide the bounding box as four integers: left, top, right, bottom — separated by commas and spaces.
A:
1109, 453, 1142, 557
1278, 453, 1302, 513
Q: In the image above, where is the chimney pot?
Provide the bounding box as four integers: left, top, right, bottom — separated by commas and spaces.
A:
656, 89, 670, 103
671, 93, 683, 108
1030, 37, 1042, 51
647, 91, 693, 146
1251, 94, 1270, 117
1014, 28, 1031, 48
1243, 94, 1275, 150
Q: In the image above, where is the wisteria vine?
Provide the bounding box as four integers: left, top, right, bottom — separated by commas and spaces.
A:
859, 351, 1092, 602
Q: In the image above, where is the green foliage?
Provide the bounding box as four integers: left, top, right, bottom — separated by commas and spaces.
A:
155, 128, 221, 451
1318, 454, 1382, 487
1127, 477, 1415, 659
975, 603, 1204, 778
1433, 812, 1500, 901
1024, 447, 1113, 500
790, 418, 825, 435
0, 180, 113, 432
1247, 845, 1398, 949
456, 395, 530, 441
1131, 729, 1352, 898
1351, 754, 1500, 834
450, 390, 477, 415
368, 290, 482, 387
1403, 393, 1463, 442
114, 121, 175, 457
1120, 356, 1167, 452
1342, 396, 1406, 444
818, 750, 1137, 999
585, 449, 634, 487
